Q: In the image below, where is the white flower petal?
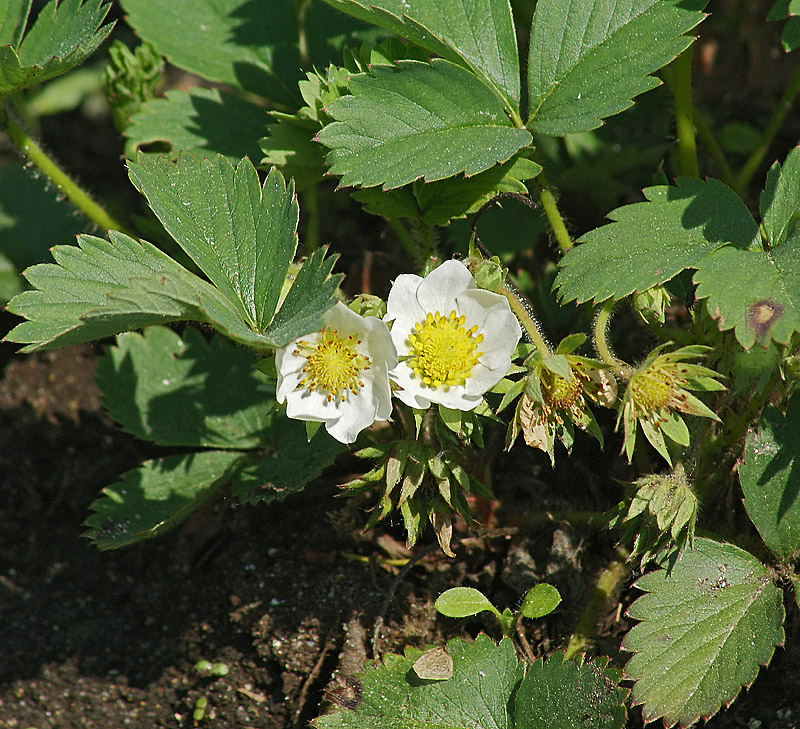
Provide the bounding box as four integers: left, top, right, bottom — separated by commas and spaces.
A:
275, 301, 397, 443
385, 260, 522, 412
414, 259, 475, 314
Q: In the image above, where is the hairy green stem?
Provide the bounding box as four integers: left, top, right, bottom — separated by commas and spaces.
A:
564, 545, 629, 659
593, 300, 631, 376
534, 175, 573, 253
387, 217, 419, 265
496, 281, 552, 356
4, 114, 130, 235
671, 47, 700, 178
736, 63, 800, 194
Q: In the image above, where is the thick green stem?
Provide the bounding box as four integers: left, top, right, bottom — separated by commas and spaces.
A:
671, 47, 700, 178
534, 175, 573, 253
5, 114, 130, 235
497, 281, 552, 356
593, 300, 631, 376
736, 63, 800, 194
564, 545, 629, 659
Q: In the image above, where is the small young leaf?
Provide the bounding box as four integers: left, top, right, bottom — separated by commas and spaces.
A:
520, 583, 562, 619
434, 586, 500, 618
760, 146, 800, 248
623, 538, 785, 728
0, 0, 113, 94
96, 326, 277, 449
126, 88, 267, 163
316, 59, 532, 190
740, 394, 800, 561
313, 635, 523, 729
527, 0, 706, 135
120, 0, 301, 103
319, 0, 521, 110
84, 449, 246, 549
555, 177, 759, 305
515, 654, 627, 729
694, 236, 800, 349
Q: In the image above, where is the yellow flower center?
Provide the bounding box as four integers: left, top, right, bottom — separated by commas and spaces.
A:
541, 369, 582, 410
406, 310, 483, 389
294, 327, 371, 402
631, 366, 676, 411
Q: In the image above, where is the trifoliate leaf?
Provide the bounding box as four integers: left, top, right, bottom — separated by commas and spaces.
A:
4, 231, 276, 352
127, 153, 341, 342
527, 0, 706, 135
120, 0, 300, 104
435, 587, 500, 618
555, 177, 760, 304
515, 654, 627, 729
316, 59, 532, 190
760, 146, 800, 248
313, 635, 524, 729
96, 326, 277, 449
0, 161, 87, 303
232, 419, 344, 504
0, 0, 113, 94
693, 234, 800, 349
126, 88, 267, 163
319, 0, 521, 110
84, 449, 246, 549
741, 394, 800, 561
623, 538, 784, 728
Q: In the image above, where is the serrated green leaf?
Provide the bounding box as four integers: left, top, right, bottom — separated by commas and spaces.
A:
128, 154, 334, 338
126, 88, 267, 163
761, 147, 800, 248
515, 654, 627, 729
313, 634, 523, 729
316, 59, 532, 190
520, 583, 562, 619
260, 117, 327, 190
623, 538, 785, 728
232, 418, 344, 504
434, 586, 500, 618
0, 0, 31, 48
555, 177, 759, 304
4, 231, 273, 352
782, 16, 800, 50
320, 0, 520, 110
305, 0, 386, 69
413, 156, 541, 227
96, 326, 276, 448
741, 395, 800, 561
84, 449, 245, 549
0, 0, 112, 94
120, 0, 300, 104
694, 235, 800, 349
0, 161, 87, 302
527, 0, 706, 135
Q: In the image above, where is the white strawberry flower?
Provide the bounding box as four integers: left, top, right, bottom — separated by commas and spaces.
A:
385, 259, 522, 411
276, 302, 397, 444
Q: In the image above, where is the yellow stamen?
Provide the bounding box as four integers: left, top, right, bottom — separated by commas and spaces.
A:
294, 327, 371, 402
405, 309, 482, 390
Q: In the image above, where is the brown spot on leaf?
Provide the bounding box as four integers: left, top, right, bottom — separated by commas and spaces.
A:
746, 299, 784, 345
653, 267, 664, 277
